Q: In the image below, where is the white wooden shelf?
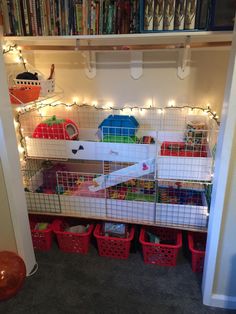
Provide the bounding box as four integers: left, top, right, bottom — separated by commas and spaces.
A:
3, 31, 232, 50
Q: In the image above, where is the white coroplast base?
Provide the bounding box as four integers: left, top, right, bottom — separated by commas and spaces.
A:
25, 192, 208, 229
59, 195, 106, 219
106, 199, 155, 223
26, 138, 157, 162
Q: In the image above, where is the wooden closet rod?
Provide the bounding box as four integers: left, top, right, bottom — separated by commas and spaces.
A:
20, 41, 231, 51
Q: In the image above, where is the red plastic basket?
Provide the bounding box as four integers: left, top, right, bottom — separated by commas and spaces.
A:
30, 221, 53, 251
94, 224, 135, 259
53, 219, 94, 254
9, 86, 41, 104
139, 227, 182, 266
188, 232, 207, 272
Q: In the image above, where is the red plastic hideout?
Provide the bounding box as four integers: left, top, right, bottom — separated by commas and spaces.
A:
33, 115, 79, 140
139, 226, 182, 266
188, 231, 207, 272
53, 219, 94, 254
161, 141, 208, 157
94, 224, 135, 259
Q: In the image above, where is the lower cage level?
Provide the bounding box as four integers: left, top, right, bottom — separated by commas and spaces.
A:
24, 162, 209, 232
26, 192, 208, 231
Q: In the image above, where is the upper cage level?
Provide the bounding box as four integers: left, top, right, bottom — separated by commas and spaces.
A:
19, 105, 218, 182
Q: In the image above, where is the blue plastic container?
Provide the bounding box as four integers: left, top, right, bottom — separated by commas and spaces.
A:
99, 115, 139, 136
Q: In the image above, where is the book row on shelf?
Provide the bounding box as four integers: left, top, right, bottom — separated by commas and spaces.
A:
0, 0, 235, 37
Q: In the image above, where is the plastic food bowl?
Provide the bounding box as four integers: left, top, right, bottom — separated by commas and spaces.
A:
9, 86, 41, 104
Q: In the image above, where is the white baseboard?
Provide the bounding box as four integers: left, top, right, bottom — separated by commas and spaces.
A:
204, 294, 236, 309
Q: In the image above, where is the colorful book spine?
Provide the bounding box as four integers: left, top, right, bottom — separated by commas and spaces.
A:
103, 0, 109, 34
82, 0, 88, 34
122, 0, 131, 34
99, 0, 104, 34
31, 0, 38, 35
153, 0, 164, 30
90, 0, 96, 34
144, 0, 154, 31
87, 0, 91, 34
15, 0, 24, 35
60, 0, 66, 35
163, 0, 176, 30
23, 0, 30, 35
195, 0, 209, 30
45, 0, 51, 35
174, 0, 186, 30
115, 0, 121, 34
107, 1, 114, 34
26, 0, 33, 35
1, 0, 11, 35
184, 0, 197, 30
35, 0, 42, 35
75, 1, 83, 35
7, 0, 16, 35
95, 1, 100, 35
64, 0, 69, 34
49, 0, 56, 35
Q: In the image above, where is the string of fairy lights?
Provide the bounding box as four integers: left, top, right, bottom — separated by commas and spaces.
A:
3, 43, 220, 162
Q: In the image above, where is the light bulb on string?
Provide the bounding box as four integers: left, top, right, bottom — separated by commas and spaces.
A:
168, 99, 176, 107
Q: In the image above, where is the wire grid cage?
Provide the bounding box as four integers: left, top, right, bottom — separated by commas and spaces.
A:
22, 160, 209, 231
19, 106, 217, 231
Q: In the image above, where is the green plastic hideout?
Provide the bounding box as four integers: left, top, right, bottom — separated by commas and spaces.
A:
102, 135, 139, 143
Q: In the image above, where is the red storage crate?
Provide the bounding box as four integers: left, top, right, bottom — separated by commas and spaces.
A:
94, 224, 135, 259
53, 219, 94, 254
188, 232, 207, 272
30, 220, 53, 251
139, 227, 182, 266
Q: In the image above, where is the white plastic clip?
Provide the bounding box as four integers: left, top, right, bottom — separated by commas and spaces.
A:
79, 40, 96, 79
177, 36, 191, 80
130, 51, 143, 80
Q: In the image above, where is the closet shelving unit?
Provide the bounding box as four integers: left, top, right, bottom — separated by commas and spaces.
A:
3, 30, 232, 233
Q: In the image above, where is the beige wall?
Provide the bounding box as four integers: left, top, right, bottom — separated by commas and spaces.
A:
213, 126, 236, 296
0, 159, 17, 251
20, 49, 229, 115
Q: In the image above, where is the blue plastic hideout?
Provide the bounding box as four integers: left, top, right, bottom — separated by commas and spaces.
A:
99, 115, 139, 136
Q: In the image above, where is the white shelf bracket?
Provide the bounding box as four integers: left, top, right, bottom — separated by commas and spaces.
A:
77, 39, 96, 79
177, 36, 191, 80
130, 51, 143, 80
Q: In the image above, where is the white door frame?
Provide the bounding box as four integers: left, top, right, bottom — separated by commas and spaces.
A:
202, 24, 236, 309
0, 38, 36, 275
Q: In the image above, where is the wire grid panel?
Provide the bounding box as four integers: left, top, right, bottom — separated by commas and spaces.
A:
56, 171, 106, 218
23, 169, 61, 213
25, 193, 61, 213
156, 182, 208, 230
157, 118, 214, 181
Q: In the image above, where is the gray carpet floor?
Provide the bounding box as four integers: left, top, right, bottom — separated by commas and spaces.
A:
0, 232, 235, 314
